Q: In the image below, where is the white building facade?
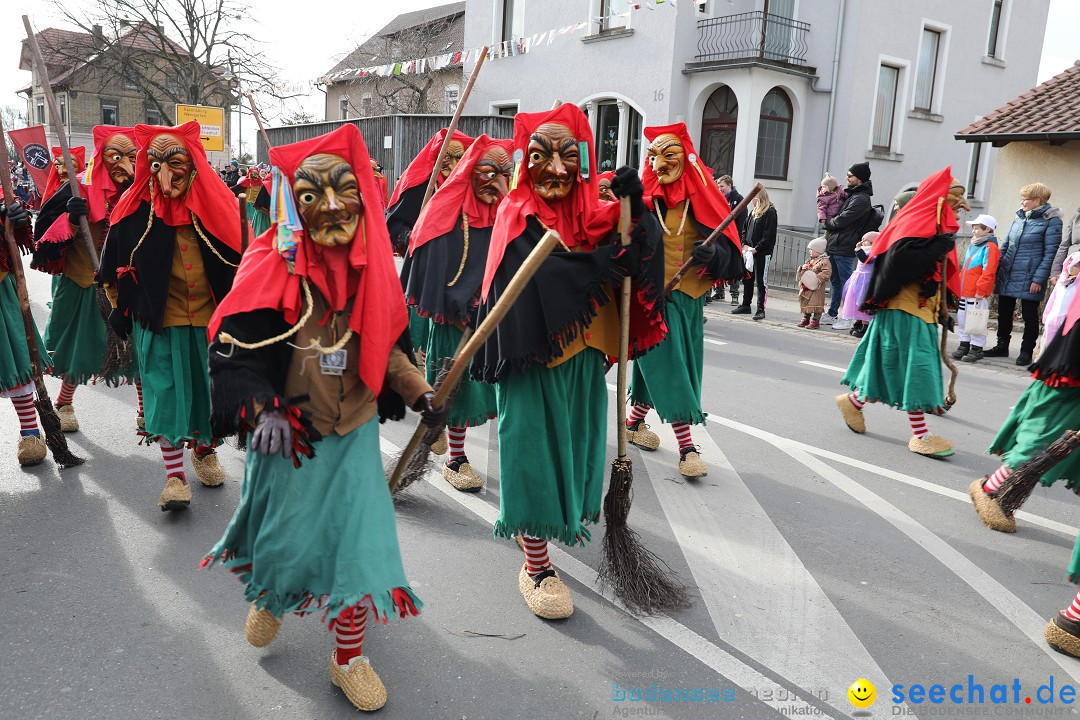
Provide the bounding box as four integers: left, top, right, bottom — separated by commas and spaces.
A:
463, 0, 1047, 229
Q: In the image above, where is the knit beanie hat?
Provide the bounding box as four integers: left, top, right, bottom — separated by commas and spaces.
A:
808, 237, 827, 254
848, 162, 871, 182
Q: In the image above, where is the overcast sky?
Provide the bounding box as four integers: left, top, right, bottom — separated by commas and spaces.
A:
2, 0, 1078, 155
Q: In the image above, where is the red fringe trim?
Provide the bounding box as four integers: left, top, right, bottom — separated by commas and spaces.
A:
1033, 370, 1080, 388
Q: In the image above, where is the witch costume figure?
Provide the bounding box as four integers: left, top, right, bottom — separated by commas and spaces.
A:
234, 164, 271, 237
404, 135, 512, 491
0, 200, 50, 466
835, 167, 961, 458
96, 121, 243, 510
471, 104, 666, 620
32, 129, 139, 433
201, 123, 444, 712
624, 123, 743, 478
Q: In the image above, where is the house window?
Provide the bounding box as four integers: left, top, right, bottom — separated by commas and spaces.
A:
166, 75, 181, 95
146, 106, 164, 125
360, 95, 372, 117
339, 97, 349, 120
626, 107, 643, 170
446, 85, 460, 114
36, 99, 45, 124
914, 28, 941, 111
872, 64, 900, 151
101, 102, 119, 126
501, 0, 524, 42
595, 102, 620, 172
966, 143, 983, 199
495, 104, 517, 117
987, 0, 1004, 58
601, 0, 631, 32
754, 88, 792, 180
59, 96, 67, 126
123, 67, 139, 90
700, 85, 738, 177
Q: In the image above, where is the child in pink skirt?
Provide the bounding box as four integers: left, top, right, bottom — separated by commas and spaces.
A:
840, 232, 878, 337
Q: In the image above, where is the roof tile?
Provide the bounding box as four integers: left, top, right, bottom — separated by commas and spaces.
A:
956, 60, 1080, 140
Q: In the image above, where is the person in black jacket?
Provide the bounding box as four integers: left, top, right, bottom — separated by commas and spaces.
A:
732, 188, 776, 320
824, 162, 874, 327
713, 174, 745, 305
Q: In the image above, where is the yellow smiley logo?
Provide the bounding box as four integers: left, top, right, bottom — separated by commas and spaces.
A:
848, 678, 876, 708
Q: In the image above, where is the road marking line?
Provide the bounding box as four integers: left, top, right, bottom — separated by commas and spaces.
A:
798, 360, 847, 373
777, 446, 1080, 686
639, 428, 894, 719
703, 338, 728, 346
378, 436, 840, 720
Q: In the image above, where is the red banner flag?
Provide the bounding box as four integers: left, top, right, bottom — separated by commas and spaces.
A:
8, 125, 52, 195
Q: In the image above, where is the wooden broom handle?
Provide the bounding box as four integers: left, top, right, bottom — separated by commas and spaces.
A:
616, 198, 632, 460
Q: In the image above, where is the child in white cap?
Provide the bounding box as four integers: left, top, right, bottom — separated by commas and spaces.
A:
796, 237, 832, 329
952, 214, 1000, 363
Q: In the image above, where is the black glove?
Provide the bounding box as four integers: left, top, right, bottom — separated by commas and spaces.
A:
414, 391, 447, 428
66, 196, 89, 225
251, 408, 293, 458
612, 242, 643, 277
5, 201, 28, 228
691, 241, 716, 265
610, 165, 645, 217
108, 308, 132, 340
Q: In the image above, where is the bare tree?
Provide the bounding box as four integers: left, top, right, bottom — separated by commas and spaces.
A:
280, 110, 315, 126
2, 105, 28, 162
46, 0, 299, 121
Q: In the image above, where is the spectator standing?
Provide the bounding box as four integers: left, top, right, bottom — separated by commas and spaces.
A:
1049, 205, 1080, 282
824, 162, 875, 329
951, 215, 1000, 364
796, 237, 831, 329
713, 174, 744, 305
222, 159, 240, 186
984, 183, 1063, 365
731, 188, 776, 320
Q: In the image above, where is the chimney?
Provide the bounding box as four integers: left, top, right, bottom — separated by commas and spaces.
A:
92, 24, 104, 48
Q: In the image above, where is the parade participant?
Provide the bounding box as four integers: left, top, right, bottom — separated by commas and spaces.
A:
235, 164, 271, 237
0, 200, 49, 466
370, 158, 389, 209
202, 123, 443, 712
32, 130, 138, 433
405, 135, 512, 491
387, 128, 474, 255
471, 104, 665, 619
598, 170, 615, 202
624, 123, 742, 478
96, 121, 242, 510
835, 167, 961, 458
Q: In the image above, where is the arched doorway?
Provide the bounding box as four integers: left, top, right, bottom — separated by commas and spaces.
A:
700, 86, 738, 177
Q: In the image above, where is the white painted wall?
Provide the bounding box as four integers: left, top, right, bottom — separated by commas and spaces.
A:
985, 142, 1080, 241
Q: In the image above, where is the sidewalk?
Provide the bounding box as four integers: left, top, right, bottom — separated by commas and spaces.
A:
703, 286, 1034, 376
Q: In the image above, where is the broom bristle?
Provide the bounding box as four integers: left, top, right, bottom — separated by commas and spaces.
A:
390, 424, 441, 495
997, 430, 1080, 516
34, 392, 84, 468
96, 289, 133, 384
598, 459, 689, 615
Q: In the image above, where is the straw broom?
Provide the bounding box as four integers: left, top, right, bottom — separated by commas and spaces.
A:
598, 198, 688, 615
388, 229, 562, 493
996, 429, 1080, 516
22, 15, 132, 383
0, 124, 83, 468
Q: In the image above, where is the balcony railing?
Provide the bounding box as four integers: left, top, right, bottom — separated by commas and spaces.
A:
694, 11, 811, 70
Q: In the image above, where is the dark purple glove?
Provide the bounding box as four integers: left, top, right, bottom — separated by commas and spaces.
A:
251, 408, 293, 457
413, 392, 447, 428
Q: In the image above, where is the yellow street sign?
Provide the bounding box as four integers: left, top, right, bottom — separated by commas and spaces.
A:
175, 104, 225, 152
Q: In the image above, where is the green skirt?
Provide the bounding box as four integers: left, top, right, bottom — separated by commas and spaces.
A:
494, 348, 607, 546
841, 309, 944, 413
203, 420, 422, 625
45, 275, 137, 386
425, 320, 496, 428
0, 273, 48, 392
990, 382, 1080, 489
408, 306, 429, 353
630, 291, 706, 424
247, 204, 271, 238
133, 324, 212, 446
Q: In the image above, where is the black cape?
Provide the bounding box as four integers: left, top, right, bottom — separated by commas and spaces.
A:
861, 233, 956, 313
30, 184, 76, 274
404, 215, 492, 327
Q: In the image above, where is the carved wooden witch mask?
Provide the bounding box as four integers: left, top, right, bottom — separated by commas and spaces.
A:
598, 177, 615, 202
293, 153, 363, 247
527, 123, 579, 201
647, 133, 685, 185
102, 132, 137, 188
441, 140, 466, 178
147, 133, 194, 199
471, 145, 513, 205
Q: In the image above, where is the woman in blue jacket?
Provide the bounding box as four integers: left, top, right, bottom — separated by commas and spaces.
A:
985, 182, 1063, 365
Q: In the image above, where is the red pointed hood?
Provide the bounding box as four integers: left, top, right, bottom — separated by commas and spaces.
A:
868, 166, 961, 296
409, 135, 513, 254
642, 123, 739, 248
42, 146, 85, 203
388, 128, 475, 206
208, 124, 405, 397
109, 121, 242, 252
482, 104, 619, 299
83, 125, 136, 223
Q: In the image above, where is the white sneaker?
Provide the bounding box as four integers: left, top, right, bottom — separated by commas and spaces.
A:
832, 319, 852, 330
821, 314, 837, 325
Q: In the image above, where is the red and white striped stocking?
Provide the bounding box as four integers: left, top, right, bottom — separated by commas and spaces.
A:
672, 422, 694, 451
135, 380, 144, 416
160, 439, 187, 483
983, 465, 1011, 495
11, 390, 38, 435
522, 535, 551, 578
907, 411, 929, 439
1064, 590, 1080, 622
56, 381, 77, 407
627, 404, 650, 427
335, 604, 368, 667
447, 426, 466, 461
848, 393, 866, 410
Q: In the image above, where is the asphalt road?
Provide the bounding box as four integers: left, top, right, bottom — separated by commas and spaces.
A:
3, 269, 1080, 720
